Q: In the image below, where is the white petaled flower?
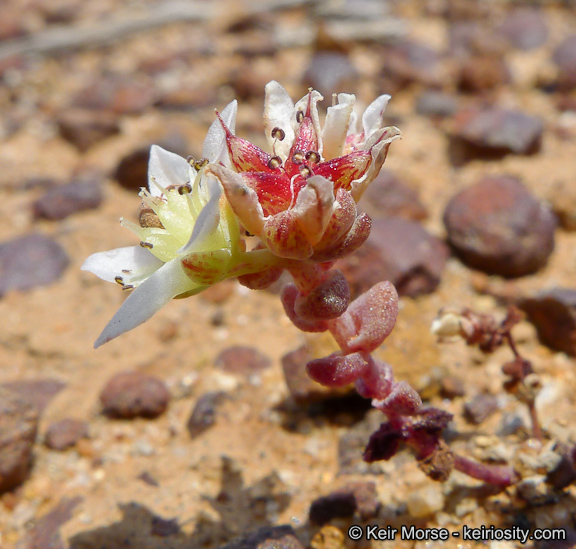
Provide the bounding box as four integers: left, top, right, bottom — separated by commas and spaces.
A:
82, 102, 241, 348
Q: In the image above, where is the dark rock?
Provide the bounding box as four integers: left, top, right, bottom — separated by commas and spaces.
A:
449, 107, 543, 163
519, 288, 576, 356
0, 378, 66, 413
415, 91, 458, 118
57, 109, 120, 151
0, 388, 39, 493
33, 177, 103, 220
448, 21, 505, 58
215, 346, 271, 376
380, 40, 441, 91
499, 8, 548, 51
552, 35, 576, 91
443, 175, 556, 277
151, 516, 180, 537
186, 392, 229, 438
464, 393, 498, 424
361, 169, 428, 222
309, 482, 379, 525
220, 525, 304, 549
457, 54, 510, 93
44, 419, 89, 451
302, 52, 359, 98
0, 234, 70, 297
338, 217, 449, 298
113, 133, 189, 190
137, 470, 159, 487
100, 371, 170, 419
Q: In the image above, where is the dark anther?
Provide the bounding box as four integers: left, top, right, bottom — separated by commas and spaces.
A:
178, 183, 192, 195
271, 127, 285, 141
296, 111, 304, 123
122, 269, 132, 274
122, 284, 135, 291
193, 158, 208, 170
140, 241, 154, 249
245, 230, 254, 237
186, 155, 195, 164
305, 151, 320, 163
291, 151, 304, 165
299, 165, 312, 178
267, 156, 282, 169
114, 276, 124, 285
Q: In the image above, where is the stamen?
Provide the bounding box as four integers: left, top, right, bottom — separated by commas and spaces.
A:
186, 155, 195, 165
305, 151, 320, 163
296, 111, 304, 123
178, 183, 192, 195
299, 165, 312, 178
114, 276, 124, 285
122, 269, 132, 274
122, 285, 135, 291
194, 158, 208, 170
291, 151, 304, 165
267, 156, 282, 169
271, 127, 285, 141
140, 241, 154, 249
332, 93, 338, 107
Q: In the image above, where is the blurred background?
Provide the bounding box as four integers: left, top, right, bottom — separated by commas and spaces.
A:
1, 0, 576, 547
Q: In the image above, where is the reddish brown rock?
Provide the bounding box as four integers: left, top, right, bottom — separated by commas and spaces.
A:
57, 109, 120, 152
302, 52, 359, 99
44, 419, 89, 451
443, 175, 556, 277
499, 8, 549, 51
519, 288, 576, 356
449, 107, 543, 164
0, 379, 66, 413
415, 91, 458, 118
552, 35, 576, 91
360, 169, 428, 222
338, 217, 449, 298
33, 177, 103, 220
457, 54, 510, 93
100, 371, 170, 419
215, 346, 271, 376
0, 235, 70, 297
0, 388, 39, 493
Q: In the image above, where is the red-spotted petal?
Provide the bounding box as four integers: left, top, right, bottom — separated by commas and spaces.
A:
313, 150, 372, 192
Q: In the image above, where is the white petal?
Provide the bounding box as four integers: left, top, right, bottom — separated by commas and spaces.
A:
203, 100, 237, 167
322, 93, 356, 160
94, 258, 198, 348
81, 246, 163, 286
178, 175, 222, 254
263, 81, 295, 161
361, 95, 391, 141
293, 90, 324, 151
148, 145, 191, 197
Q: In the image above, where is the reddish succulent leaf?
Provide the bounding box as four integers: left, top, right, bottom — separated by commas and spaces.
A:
281, 284, 330, 332
262, 210, 314, 260
294, 269, 350, 321
306, 351, 369, 387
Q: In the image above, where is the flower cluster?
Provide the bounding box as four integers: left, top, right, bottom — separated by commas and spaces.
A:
83, 81, 400, 348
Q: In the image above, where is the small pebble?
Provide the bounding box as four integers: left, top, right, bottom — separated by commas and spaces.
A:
302, 51, 359, 98
186, 391, 229, 438
100, 371, 170, 419
220, 524, 305, 549
57, 108, 120, 151
464, 393, 499, 424
309, 482, 379, 525
33, 177, 103, 220
415, 90, 458, 118
519, 288, 576, 356
0, 378, 66, 413
443, 175, 556, 277
215, 346, 271, 376
338, 217, 449, 298
44, 419, 89, 451
406, 485, 444, 518
499, 8, 549, 50
552, 35, 576, 91
457, 54, 509, 92
0, 234, 70, 297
